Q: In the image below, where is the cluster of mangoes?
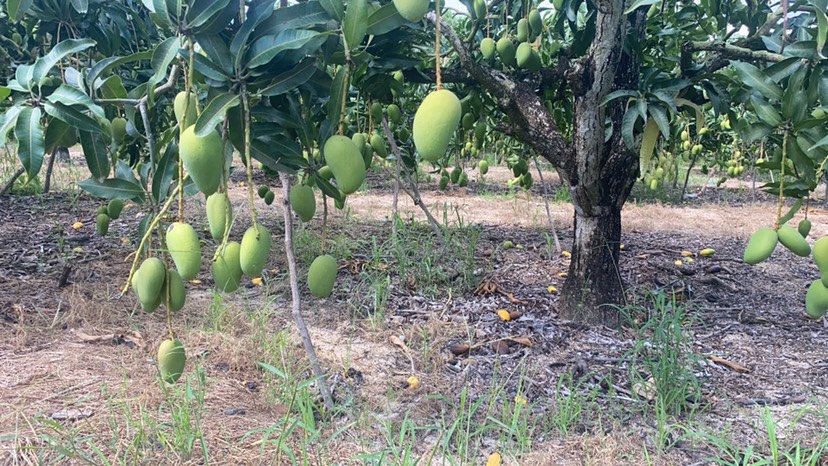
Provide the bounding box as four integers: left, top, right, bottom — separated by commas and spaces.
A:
95, 199, 123, 236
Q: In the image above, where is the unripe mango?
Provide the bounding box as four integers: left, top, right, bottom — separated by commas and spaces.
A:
112, 117, 127, 143
473, 0, 486, 19
163, 268, 186, 312
743, 227, 778, 264
157, 339, 186, 384
96, 213, 110, 236
323, 135, 366, 194
180, 127, 223, 197
798, 219, 812, 238
240, 225, 271, 277
777, 225, 810, 257
174, 91, 198, 128
107, 199, 124, 219
166, 222, 201, 280
392, 0, 429, 22
480, 37, 496, 62
135, 257, 166, 312
264, 190, 275, 205
479, 160, 489, 175
308, 255, 337, 298
352, 133, 366, 149
212, 241, 242, 292
496, 37, 516, 67
206, 192, 231, 241
370, 134, 387, 158
387, 104, 401, 124
805, 279, 828, 319
517, 18, 529, 42
813, 237, 828, 286
290, 185, 316, 222
370, 102, 383, 122
319, 165, 334, 181
363, 143, 374, 169
413, 89, 461, 163
528, 9, 542, 35
462, 113, 475, 131
516, 43, 541, 71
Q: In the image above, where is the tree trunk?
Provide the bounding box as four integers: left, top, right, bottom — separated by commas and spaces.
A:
561, 205, 624, 327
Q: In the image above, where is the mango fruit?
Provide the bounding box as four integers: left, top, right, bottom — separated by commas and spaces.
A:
107, 199, 124, 219
240, 225, 271, 277
798, 219, 812, 238
481, 37, 496, 63
352, 133, 366, 149
206, 192, 231, 241
308, 255, 337, 298
743, 227, 778, 264
163, 268, 186, 312
135, 257, 166, 312
318, 165, 334, 181
370, 102, 383, 122
174, 91, 198, 128
473, 0, 486, 19
264, 191, 275, 205
393, 0, 428, 21
496, 37, 516, 67
258, 185, 269, 198
362, 142, 374, 169
387, 104, 401, 124
813, 237, 828, 286
180, 126, 223, 197
96, 213, 110, 236
479, 160, 489, 175
517, 18, 529, 42
516, 43, 541, 71
290, 185, 316, 222
157, 339, 186, 384
112, 117, 127, 143
462, 113, 475, 131
324, 135, 366, 194
806, 279, 828, 319
166, 222, 201, 280
370, 134, 387, 158
528, 9, 542, 35
458, 172, 469, 187
413, 89, 462, 163
212, 241, 242, 292
777, 225, 810, 257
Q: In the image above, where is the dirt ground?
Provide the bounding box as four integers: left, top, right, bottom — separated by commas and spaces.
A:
1, 156, 828, 465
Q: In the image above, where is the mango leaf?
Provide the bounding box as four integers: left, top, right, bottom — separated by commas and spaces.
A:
15, 64, 33, 92
46, 85, 105, 118
778, 198, 803, 226
250, 137, 303, 174
750, 95, 782, 127
648, 104, 670, 138
255, 1, 331, 39
187, 0, 231, 28
44, 118, 73, 151
639, 118, 659, 173
14, 107, 45, 178
600, 89, 638, 106
98, 75, 127, 99
69, 0, 88, 13
247, 29, 325, 69
781, 65, 808, 123
367, 3, 406, 35
151, 0, 171, 28
194, 92, 239, 137
79, 130, 111, 181
731, 61, 783, 101
621, 107, 639, 151
788, 134, 815, 181
152, 142, 178, 201
343, 0, 367, 51
327, 66, 349, 130
31, 39, 96, 86
740, 122, 772, 143
78, 177, 145, 201
0, 87, 10, 101
0, 106, 23, 146
260, 58, 319, 97
624, 0, 659, 14
230, 0, 275, 72
86, 50, 152, 88
812, 2, 828, 58
7, 0, 34, 22
319, 0, 344, 21
675, 97, 706, 130
44, 102, 106, 134
147, 37, 180, 89
314, 174, 344, 202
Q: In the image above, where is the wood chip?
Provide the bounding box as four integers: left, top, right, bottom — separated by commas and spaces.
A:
709, 355, 750, 373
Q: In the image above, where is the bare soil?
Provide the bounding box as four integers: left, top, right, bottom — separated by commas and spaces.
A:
1, 156, 827, 465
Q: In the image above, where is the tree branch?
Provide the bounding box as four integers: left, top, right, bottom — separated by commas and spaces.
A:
425, 12, 573, 183
687, 40, 786, 64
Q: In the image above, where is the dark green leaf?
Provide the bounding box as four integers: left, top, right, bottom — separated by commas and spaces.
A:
327, 66, 348, 130
194, 93, 239, 137
152, 142, 178, 201
32, 39, 96, 86
7, 0, 34, 22
148, 37, 181, 89
260, 59, 319, 96
621, 107, 639, 151
44, 118, 73, 151
14, 107, 45, 178
79, 130, 111, 181
624, 0, 659, 14
319, 0, 344, 21
367, 3, 406, 36
0, 106, 23, 146
343, 0, 367, 51
98, 76, 127, 99
740, 122, 772, 143
230, 0, 275, 72
78, 178, 145, 201
648, 104, 670, 139
600, 90, 637, 106
188, 0, 231, 28
731, 61, 783, 101
86, 51, 153, 89
247, 30, 325, 69
750, 95, 782, 127
778, 198, 803, 226
782, 65, 808, 123
69, 0, 88, 13
44, 102, 106, 134
46, 85, 104, 118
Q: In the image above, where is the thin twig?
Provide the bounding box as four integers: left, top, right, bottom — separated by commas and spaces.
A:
533, 154, 560, 253
43, 146, 58, 193
1, 166, 25, 197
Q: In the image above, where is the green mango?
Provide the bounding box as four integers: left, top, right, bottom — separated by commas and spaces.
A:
777, 225, 810, 257
798, 219, 812, 238
324, 135, 366, 194
96, 213, 110, 236
479, 160, 489, 175
135, 257, 166, 312
240, 225, 271, 277
107, 199, 124, 219
212, 241, 242, 292
516, 42, 541, 71
174, 91, 198, 128
387, 104, 401, 124
473, 0, 486, 19
163, 268, 186, 312
517, 18, 529, 42
179, 127, 223, 197
370, 102, 383, 122
166, 222, 202, 280
352, 133, 366, 149
450, 167, 462, 184
528, 9, 542, 35
813, 237, 828, 286
496, 37, 516, 67
806, 279, 828, 319
743, 227, 778, 264
264, 191, 275, 205
290, 185, 316, 222
206, 192, 231, 241
111, 117, 127, 143
392, 0, 429, 22
458, 172, 469, 187
319, 166, 334, 181
307, 255, 338, 298
413, 89, 461, 162
370, 134, 388, 158
481, 37, 496, 63
157, 339, 186, 384
258, 185, 269, 198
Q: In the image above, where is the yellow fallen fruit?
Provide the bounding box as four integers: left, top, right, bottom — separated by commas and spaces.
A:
699, 248, 715, 257
557, 272, 568, 277
674, 260, 683, 266
514, 395, 527, 406
547, 285, 558, 293
684, 257, 695, 264
561, 250, 571, 257
497, 309, 512, 321
486, 452, 502, 466
406, 375, 420, 389
190, 279, 202, 285
72, 221, 83, 230
620, 244, 626, 250
121, 237, 130, 244
72, 247, 83, 253
680, 251, 694, 257
252, 277, 263, 286
515, 244, 524, 249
